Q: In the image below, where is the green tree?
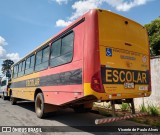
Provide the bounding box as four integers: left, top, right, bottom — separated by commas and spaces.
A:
1, 59, 14, 75
144, 18, 160, 56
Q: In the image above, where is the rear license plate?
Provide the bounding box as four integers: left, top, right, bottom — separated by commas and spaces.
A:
124, 82, 134, 89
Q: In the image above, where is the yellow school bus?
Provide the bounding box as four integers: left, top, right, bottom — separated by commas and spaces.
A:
9, 9, 151, 118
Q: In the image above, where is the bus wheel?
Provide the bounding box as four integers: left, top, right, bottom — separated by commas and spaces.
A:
10, 91, 17, 105
35, 93, 45, 118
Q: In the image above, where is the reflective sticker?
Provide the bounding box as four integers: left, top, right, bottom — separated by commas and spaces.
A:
142, 55, 147, 63
139, 86, 148, 90
106, 48, 112, 57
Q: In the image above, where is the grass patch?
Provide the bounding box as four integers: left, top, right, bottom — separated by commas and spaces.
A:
131, 103, 160, 126
93, 102, 160, 126
120, 103, 129, 111
148, 104, 159, 116
139, 103, 159, 116
131, 115, 160, 127
139, 104, 148, 113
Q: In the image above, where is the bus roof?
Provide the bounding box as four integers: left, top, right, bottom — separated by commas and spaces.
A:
12, 8, 144, 67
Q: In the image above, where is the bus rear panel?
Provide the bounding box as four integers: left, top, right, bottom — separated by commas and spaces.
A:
84, 9, 151, 101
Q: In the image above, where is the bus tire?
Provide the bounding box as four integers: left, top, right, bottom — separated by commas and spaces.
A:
10, 91, 17, 105
11, 98, 17, 105
35, 93, 45, 118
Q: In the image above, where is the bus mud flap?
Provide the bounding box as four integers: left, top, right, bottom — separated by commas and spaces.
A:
95, 113, 147, 125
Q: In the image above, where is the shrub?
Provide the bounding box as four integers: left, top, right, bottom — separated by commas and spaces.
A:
147, 104, 159, 116
120, 103, 129, 111
139, 104, 148, 113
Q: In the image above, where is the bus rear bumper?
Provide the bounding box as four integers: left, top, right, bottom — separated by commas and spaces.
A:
84, 83, 151, 101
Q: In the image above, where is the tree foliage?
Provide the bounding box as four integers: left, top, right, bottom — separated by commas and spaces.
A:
1, 59, 14, 75
144, 18, 160, 56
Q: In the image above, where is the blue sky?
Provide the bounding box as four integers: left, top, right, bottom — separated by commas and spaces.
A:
0, 0, 160, 75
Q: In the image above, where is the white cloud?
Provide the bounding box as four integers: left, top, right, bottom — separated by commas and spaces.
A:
0, 46, 6, 58
56, 0, 101, 27
104, 0, 151, 12
70, 0, 101, 21
55, 0, 151, 27
6, 53, 20, 62
53, 0, 70, 5
56, 19, 72, 27
0, 36, 20, 63
0, 36, 8, 46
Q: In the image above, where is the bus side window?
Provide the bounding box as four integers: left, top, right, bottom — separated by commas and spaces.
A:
18, 60, 25, 77
41, 46, 49, 69
25, 57, 30, 75
35, 46, 49, 72
13, 64, 18, 78
18, 62, 22, 77
30, 55, 35, 70
61, 32, 74, 63
50, 32, 74, 67
50, 39, 61, 67
19, 62, 22, 73
25, 55, 35, 75
35, 50, 42, 66
22, 60, 25, 75
61, 32, 74, 55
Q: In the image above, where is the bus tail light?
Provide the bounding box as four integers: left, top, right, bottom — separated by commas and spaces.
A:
91, 71, 105, 93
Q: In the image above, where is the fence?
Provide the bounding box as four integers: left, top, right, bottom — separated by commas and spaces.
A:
134, 56, 160, 108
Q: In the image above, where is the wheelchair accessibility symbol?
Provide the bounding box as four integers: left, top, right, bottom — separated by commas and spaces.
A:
106, 48, 112, 57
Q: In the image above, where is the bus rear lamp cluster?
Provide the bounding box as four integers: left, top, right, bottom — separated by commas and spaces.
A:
91, 72, 105, 93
